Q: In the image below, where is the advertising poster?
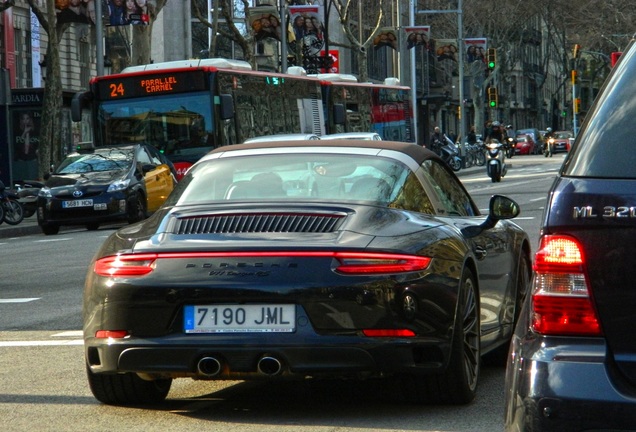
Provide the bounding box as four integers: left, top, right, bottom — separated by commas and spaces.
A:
465, 38, 488, 63
373, 27, 398, 51
404, 26, 430, 50
434, 39, 459, 62
288, 5, 324, 56
11, 109, 41, 182
103, 0, 150, 26
248, 5, 282, 42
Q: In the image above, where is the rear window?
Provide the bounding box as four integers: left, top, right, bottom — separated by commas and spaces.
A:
563, 42, 636, 179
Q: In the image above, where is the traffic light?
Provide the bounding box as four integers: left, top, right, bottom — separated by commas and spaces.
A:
487, 48, 496, 70
573, 44, 581, 59
611, 52, 622, 67
487, 87, 498, 108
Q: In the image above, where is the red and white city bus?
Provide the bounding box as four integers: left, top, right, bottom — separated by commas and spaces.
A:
72, 58, 413, 179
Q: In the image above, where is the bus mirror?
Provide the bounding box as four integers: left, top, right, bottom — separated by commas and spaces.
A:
333, 103, 345, 125
220, 94, 235, 120
71, 91, 92, 122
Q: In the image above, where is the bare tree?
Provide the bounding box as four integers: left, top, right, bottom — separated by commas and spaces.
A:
129, 0, 169, 66
27, 0, 67, 177
330, 0, 385, 83
192, 0, 255, 66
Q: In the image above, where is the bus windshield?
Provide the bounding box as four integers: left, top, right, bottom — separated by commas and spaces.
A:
96, 91, 214, 165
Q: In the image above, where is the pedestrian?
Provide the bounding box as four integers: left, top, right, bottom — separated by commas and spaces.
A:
429, 126, 444, 153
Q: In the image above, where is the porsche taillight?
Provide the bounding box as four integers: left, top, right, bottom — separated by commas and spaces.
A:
94, 254, 158, 277
94, 251, 431, 277
333, 252, 431, 274
531, 235, 602, 336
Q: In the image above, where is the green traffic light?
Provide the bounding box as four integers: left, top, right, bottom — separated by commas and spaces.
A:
488, 61, 495, 69
489, 100, 497, 108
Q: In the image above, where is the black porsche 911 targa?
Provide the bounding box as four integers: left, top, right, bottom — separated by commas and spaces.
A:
83, 140, 531, 406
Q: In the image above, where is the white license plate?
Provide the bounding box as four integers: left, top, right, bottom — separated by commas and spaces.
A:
184, 304, 295, 333
62, 199, 93, 208
94, 203, 107, 210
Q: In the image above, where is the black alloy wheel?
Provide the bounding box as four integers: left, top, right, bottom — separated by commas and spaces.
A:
396, 268, 480, 404
127, 192, 147, 224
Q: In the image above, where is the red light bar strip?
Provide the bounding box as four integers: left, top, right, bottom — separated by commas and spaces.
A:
94, 251, 431, 277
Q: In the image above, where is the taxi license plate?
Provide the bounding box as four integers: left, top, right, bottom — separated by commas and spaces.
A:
184, 304, 295, 333
63, 199, 93, 208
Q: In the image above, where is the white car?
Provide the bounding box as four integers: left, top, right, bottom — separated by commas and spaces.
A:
321, 132, 382, 141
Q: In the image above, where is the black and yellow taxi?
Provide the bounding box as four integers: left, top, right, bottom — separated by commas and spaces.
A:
37, 143, 176, 235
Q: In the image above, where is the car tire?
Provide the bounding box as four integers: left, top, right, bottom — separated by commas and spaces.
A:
127, 192, 147, 224
41, 224, 60, 235
396, 268, 480, 404
86, 223, 100, 231
86, 364, 172, 406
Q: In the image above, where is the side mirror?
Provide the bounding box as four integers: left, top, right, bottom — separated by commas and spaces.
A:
462, 195, 520, 237
71, 91, 92, 122
332, 103, 345, 125
219, 93, 235, 120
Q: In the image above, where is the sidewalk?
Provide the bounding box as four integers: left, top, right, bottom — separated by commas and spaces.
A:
0, 216, 43, 239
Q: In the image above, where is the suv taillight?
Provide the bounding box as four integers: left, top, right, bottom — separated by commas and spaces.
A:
531, 235, 602, 336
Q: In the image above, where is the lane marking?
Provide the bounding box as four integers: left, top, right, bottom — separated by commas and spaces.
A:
34, 237, 74, 243
0, 298, 40, 303
0, 340, 84, 347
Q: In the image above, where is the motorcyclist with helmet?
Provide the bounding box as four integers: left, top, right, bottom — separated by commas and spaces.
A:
485, 121, 507, 144
505, 124, 517, 158
543, 127, 555, 157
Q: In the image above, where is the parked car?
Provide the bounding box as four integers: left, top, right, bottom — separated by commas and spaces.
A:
505, 39, 636, 430
243, 133, 321, 143
516, 128, 543, 154
548, 130, 574, 153
321, 132, 383, 140
82, 139, 531, 406
514, 134, 537, 155
37, 143, 176, 235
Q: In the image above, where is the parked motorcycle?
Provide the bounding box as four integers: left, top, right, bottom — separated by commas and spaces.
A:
485, 140, 507, 183
12, 180, 44, 218
0, 180, 25, 225
434, 137, 462, 172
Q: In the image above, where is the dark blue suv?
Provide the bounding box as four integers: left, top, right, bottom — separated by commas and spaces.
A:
505, 38, 636, 430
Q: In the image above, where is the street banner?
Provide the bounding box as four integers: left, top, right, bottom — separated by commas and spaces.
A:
373, 27, 398, 51
104, 0, 151, 27
404, 26, 430, 50
248, 5, 282, 42
465, 38, 488, 63
434, 39, 458, 62
288, 5, 325, 56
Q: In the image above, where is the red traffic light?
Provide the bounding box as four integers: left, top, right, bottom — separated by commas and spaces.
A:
611, 52, 622, 67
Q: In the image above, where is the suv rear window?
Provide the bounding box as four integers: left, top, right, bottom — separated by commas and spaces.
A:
563, 45, 636, 179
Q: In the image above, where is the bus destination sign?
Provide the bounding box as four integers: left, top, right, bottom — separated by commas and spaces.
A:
96, 71, 208, 100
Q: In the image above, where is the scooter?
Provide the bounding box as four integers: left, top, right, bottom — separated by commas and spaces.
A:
0, 180, 25, 225
544, 138, 554, 157
505, 137, 516, 158
437, 137, 463, 172
486, 140, 507, 183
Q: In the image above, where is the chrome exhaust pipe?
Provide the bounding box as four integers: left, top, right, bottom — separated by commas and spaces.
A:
257, 355, 283, 376
197, 356, 222, 377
